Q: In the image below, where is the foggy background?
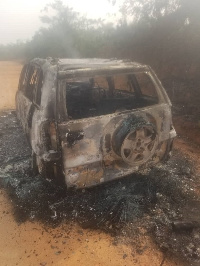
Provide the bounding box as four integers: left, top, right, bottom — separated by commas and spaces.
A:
1, 0, 200, 112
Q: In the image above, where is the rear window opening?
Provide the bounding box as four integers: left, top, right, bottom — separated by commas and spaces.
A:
65, 73, 158, 120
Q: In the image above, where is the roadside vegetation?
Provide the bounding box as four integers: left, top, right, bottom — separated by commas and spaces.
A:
0, 0, 200, 109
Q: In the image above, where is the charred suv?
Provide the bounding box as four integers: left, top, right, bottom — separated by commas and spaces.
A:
16, 58, 176, 188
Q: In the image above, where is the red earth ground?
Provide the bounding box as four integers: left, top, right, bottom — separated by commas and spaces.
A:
0, 61, 199, 266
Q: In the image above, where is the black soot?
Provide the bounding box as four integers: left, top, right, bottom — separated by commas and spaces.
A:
0, 111, 200, 265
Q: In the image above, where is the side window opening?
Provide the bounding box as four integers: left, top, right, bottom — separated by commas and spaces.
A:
18, 64, 29, 92
65, 73, 158, 120
23, 65, 43, 105
25, 65, 35, 101
135, 72, 158, 98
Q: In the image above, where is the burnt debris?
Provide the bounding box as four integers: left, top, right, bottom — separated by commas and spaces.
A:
0, 111, 200, 265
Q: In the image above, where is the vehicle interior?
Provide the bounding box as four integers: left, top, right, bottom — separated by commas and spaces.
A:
65, 73, 159, 119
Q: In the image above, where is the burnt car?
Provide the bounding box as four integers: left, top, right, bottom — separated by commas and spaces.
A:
16, 58, 176, 188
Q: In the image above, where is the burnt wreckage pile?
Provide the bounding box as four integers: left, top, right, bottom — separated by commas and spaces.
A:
0, 111, 200, 265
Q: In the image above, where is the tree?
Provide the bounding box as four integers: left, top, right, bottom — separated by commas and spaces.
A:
120, 0, 179, 23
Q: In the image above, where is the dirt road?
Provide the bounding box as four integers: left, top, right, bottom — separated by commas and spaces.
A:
0, 189, 170, 266
0, 61, 22, 110
0, 61, 200, 266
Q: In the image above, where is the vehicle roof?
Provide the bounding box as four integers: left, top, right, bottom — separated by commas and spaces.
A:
58, 59, 149, 79
31, 58, 148, 71
58, 58, 148, 71
31, 58, 150, 79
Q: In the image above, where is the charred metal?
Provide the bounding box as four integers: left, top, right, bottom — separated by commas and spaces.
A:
66, 130, 84, 148
16, 58, 176, 188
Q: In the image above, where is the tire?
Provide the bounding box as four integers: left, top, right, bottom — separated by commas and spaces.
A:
112, 115, 158, 166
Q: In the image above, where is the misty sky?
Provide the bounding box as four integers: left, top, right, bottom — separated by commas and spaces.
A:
0, 0, 123, 45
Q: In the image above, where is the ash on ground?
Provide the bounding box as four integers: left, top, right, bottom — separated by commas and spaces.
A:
0, 111, 200, 265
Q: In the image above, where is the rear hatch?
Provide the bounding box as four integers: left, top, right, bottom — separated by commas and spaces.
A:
58, 103, 172, 188
57, 68, 173, 188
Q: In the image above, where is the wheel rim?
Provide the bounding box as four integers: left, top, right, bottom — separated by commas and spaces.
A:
121, 126, 157, 166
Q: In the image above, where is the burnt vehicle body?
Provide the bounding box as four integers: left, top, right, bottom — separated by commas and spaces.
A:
16, 58, 176, 188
